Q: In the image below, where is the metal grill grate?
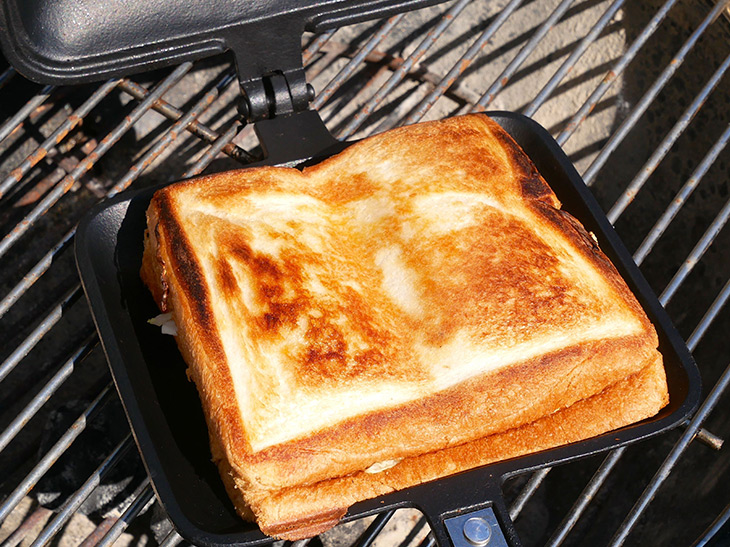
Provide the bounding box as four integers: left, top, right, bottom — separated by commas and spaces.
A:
1, 0, 729, 545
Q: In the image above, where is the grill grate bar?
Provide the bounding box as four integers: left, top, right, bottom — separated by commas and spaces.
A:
312, 15, 405, 110
0, 227, 75, 320
609, 359, 730, 546
353, 54, 467, 136
402, 517, 429, 547
0, 506, 53, 547
474, 0, 577, 110
77, 518, 120, 547
0, 84, 54, 145
95, 480, 155, 547
555, 0, 679, 147
540, 260, 730, 545
355, 510, 395, 547
491, 0, 730, 524
0, 71, 239, 482
0, 384, 113, 524
158, 529, 183, 547
1, 71, 238, 401
522, 0, 626, 118
0, 333, 97, 454
687, 276, 730, 351
405, 0, 526, 125
183, 123, 242, 178
693, 502, 730, 547
0, 285, 83, 384
0, 63, 192, 261
507, 180, 730, 539
338, 0, 471, 139
509, 467, 551, 520
0, 72, 237, 323
116, 78, 252, 163
545, 447, 625, 547
303, 29, 338, 64
107, 69, 236, 198
548, 268, 728, 543
27, 435, 134, 547
607, 50, 730, 224
633, 122, 730, 266
581, 0, 730, 186
659, 192, 730, 307
0, 79, 120, 200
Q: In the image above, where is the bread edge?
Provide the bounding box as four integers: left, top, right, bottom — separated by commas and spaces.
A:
252, 354, 668, 540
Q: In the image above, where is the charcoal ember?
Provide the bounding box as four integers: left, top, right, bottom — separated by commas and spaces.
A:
34, 398, 148, 519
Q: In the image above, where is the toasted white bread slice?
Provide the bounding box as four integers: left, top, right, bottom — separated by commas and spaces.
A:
141, 114, 667, 539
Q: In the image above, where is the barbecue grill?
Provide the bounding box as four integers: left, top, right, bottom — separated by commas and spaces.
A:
0, 0, 729, 546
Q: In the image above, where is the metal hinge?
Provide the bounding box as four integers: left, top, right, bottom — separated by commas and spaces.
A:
238, 68, 315, 123
224, 17, 318, 124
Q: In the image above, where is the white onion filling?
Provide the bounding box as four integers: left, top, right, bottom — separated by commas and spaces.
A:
364, 459, 402, 474
148, 313, 178, 336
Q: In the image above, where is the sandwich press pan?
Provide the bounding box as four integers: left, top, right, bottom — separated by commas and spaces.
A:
0, 0, 700, 545
74, 110, 702, 547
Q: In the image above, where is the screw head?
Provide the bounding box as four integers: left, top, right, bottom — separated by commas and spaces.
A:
462, 516, 492, 546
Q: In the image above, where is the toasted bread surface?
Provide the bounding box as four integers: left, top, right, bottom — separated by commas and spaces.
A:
141, 113, 667, 538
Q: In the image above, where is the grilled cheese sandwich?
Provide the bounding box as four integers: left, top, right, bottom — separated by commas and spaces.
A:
141, 114, 668, 539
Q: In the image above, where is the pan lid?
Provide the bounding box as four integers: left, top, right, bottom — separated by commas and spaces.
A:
0, 0, 447, 121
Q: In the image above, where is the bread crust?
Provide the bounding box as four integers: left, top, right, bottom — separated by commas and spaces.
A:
141, 113, 668, 539
254, 354, 668, 540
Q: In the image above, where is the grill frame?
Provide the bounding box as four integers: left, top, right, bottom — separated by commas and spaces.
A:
0, 1, 729, 546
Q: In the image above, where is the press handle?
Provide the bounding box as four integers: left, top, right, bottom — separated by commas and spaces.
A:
412, 470, 522, 547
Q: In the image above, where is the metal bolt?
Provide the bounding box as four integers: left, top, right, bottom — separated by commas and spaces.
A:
463, 516, 492, 546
